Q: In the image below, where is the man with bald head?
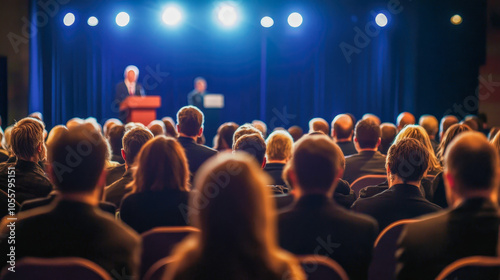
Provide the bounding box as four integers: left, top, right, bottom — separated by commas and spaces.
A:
362, 113, 381, 126
378, 123, 397, 155
396, 132, 500, 280
419, 114, 439, 153
396, 112, 415, 131
309, 117, 330, 136
331, 114, 356, 156
439, 115, 459, 142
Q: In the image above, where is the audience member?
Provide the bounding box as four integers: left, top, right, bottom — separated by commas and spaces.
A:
379, 122, 397, 155
462, 118, 479, 131
278, 134, 378, 280
165, 153, 305, 280
103, 118, 122, 138
0, 118, 52, 203
396, 132, 500, 280
66, 117, 84, 129
120, 136, 190, 233
148, 119, 166, 137
264, 130, 293, 187
362, 113, 381, 126
107, 124, 126, 164
252, 120, 268, 138
233, 123, 263, 147
176, 106, 217, 178
351, 138, 441, 230
331, 114, 356, 156
419, 114, 439, 153
490, 131, 500, 155
45, 125, 68, 149
162, 116, 178, 138
308, 117, 329, 136
213, 122, 238, 151
439, 115, 459, 142
1, 125, 13, 157
233, 133, 266, 167
0, 125, 141, 278
105, 127, 153, 207
463, 114, 481, 131
343, 119, 386, 183
0, 129, 8, 163
396, 112, 415, 131
488, 126, 499, 141
287, 125, 303, 142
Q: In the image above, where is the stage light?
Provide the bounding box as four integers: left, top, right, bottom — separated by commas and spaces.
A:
116, 12, 130, 27
375, 13, 388, 27
261, 16, 274, 28
63, 13, 75, 26
217, 4, 238, 27
450, 14, 462, 25
162, 6, 182, 26
287, 12, 303, 28
87, 16, 98, 27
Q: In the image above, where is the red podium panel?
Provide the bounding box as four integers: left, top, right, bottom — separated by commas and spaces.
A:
120, 96, 161, 125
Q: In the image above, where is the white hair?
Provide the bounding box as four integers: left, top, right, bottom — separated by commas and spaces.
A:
124, 65, 139, 79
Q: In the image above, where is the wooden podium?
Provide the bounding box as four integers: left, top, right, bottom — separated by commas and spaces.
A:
119, 96, 161, 125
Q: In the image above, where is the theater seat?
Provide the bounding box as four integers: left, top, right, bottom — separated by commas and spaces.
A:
435, 256, 500, 280
298, 255, 349, 280
368, 219, 417, 280
140, 226, 199, 279
0, 257, 111, 280
350, 175, 387, 196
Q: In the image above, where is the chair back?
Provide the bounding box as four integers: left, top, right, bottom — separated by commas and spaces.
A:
368, 219, 417, 280
0, 257, 111, 280
350, 175, 387, 196
143, 257, 176, 280
140, 226, 199, 278
435, 256, 500, 280
298, 255, 349, 280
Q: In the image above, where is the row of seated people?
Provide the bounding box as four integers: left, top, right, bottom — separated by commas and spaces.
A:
0, 107, 499, 280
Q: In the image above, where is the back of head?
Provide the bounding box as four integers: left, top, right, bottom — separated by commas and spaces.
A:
488, 127, 500, 141
216, 122, 238, 151
122, 127, 154, 165
66, 117, 84, 129
252, 120, 268, 138
362, 113, 381, 126
397, 112, 416, 130
444, 132, 499, 193
332, 114, 354, 140
379, 122, 398, 154
309, 118, 329, 136
292, 135, 343, 192
11, 117, 46, 161
354, 119, 381, 149
462, 118, 479, 131
234, 133, 266, 166
46, 125, 68, 148
103, 118, 122, 138
386, 138, 429, 183
162, 117, 178, 138
440, 115, 459, 139
48, 125, 107, 193
490, 132, 500, 156
133, 136, 189, 192
148, 120, 166, 137
419, 114, 439, 138
233, 124, 263, 147
436, 124, 471, 162
108, 125, 125, 156
2, 126, 14, 153
177, 106, 204, 137
287, 126, 303, 142
266, 130, 293, 161
395, 125, 442, 172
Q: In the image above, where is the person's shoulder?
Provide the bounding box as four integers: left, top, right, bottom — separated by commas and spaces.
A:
94, 208, 140, 240
196, 143, 218, 154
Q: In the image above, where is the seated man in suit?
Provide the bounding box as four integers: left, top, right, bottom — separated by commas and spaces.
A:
263, 130, 293, 187
331, 114, 357, 156
0, 117, 52, 204
0, 125, 140, 278
278, 134, 378, 280
176, 106, 217, 179
396, 132, 500, 280
105, 126, 153, 207
351, 138, 442, 230
343, 119, 387, 183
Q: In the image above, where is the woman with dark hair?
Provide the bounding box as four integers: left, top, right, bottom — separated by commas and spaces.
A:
213, 122, 238, 151
164, 152, 305, 280
120, 136, 190, 233
432, 123, 471, 208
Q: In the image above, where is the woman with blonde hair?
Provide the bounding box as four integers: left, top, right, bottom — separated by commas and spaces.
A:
164, 152, 305, 280
120, 136, 190, 233
394, 125, 442, 175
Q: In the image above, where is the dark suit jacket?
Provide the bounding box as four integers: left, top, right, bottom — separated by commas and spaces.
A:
20, 193, 116, 216
111, 154, 125, 164
115, 81, 145, 105
0, 199, 141, 277
430, 172, 448, 208
120, 190, 189, 233
336, 140, 357, 157
177, 137, 217, 178
105, 169, 134, 208
263, 162, 286, 186
105, 164, 126, 186
396, 198, 500, 280
343, 150, 387, 183
351, 183, 442, 230
359, 178, 434, 201
0, 159, 52, 204
278, 194, 378, 280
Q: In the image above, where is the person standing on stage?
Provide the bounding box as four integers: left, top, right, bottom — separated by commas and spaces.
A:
187, 77, 207, 109
115, 65, 145, 122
